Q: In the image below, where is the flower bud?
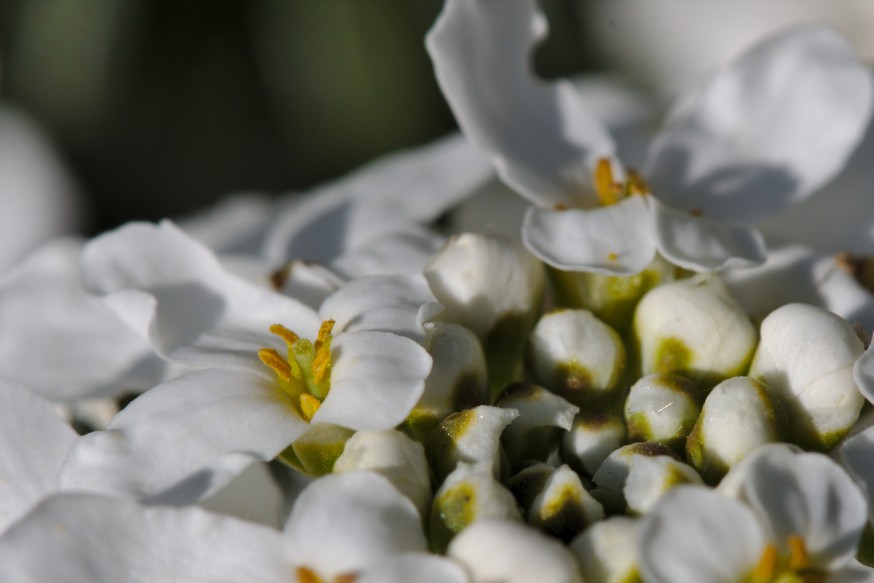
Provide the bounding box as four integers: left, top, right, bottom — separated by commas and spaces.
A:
495, 383, 579, 471
749, 303, 866, 450
570, 517, 641, 583
425, 233, 545, 396
685, 376, 784, 483
403, 322, 488, 441
632, 274, 757, 388
333, 429, 431, 518
551, 254, 676, 334
623, 456, 702, 515
508, 463, 604, 542
426, 405, 519, 486
560, 410, 627, 476
592, 442, 677, 496
430, 462, 522, 553
529, 309, 627, 407
624, 373, 700, 452
449, 519, 584, 583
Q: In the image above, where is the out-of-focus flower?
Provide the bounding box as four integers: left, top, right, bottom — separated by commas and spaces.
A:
428, 0, 872, 275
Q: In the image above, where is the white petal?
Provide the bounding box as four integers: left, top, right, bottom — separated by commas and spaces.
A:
653, 199, 766, 271
522, 197, 656, 275
81, 221, 321, 375
427, 0, 614, 207
828, 563, 874, 583
840, 425, 874, 524
275, 260, 343, 311
0, 238, 163, 400
0, 493, 289, 583
319, 274, 439, 345
646, 27, 873, 223
313, 331, 431, 431
285, 472, 427, 578
857, 343, 874, 403
638, 486, 764, 583
0, 380, 76, 534
743, 448, 867, 570
178, 193, 276, 256
330, 230, 445, 280
358, 554, 470, 583
758, 104, 874, 255
60, 368, 308, 504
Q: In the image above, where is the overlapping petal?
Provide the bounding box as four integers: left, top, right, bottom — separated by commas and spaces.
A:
60, 368, 309, 504
427, 0, 615, 207
522, 196, 655, 275
646, 27, 873, 224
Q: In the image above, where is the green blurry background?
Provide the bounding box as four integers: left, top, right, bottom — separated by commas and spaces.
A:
0, 0, 598, 235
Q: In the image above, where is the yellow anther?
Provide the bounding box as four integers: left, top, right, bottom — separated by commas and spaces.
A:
313, 345, 332, 384
296, 566, 326, 583
316, 319, 335, 348
269, 323, 299, 347
258, 348, 291, 382
334, 574, 358, 583
787, 535, 809, 571
300, 393, 322, 421
595, 158, 622, 206
607, 252, 618, 262
625, 169, 649, 196
749, 543, 777, 583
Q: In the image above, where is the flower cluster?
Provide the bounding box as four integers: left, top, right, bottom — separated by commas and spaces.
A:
2, 1, 874, 582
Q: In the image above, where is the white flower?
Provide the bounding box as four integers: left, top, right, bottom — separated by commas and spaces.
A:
59, 221, 435, 503
0, 472, 466, 583
639, 447, 867, 583
427, 0, 873, 275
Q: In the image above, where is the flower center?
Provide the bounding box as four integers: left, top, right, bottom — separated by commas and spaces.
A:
296, 566, 357, 583
259, 320, 335, 421
594, 158, 648, 207
747, 535, 825, 583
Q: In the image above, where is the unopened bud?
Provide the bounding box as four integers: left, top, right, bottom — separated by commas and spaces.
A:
570, 517, 641, 583
560, 410, 627, 476
624, 373, 700, 452
623, 456, 702, 515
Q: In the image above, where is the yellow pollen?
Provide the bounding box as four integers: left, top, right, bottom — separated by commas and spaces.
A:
313, 346, 332, 384
258, 348, 291, 382
787, 535, 809, 571
607, 252, 618, 262
316, 319, 335, 348
750, 543, 778, 583
334, 575, 358, 583
296, 566, 325, 583
626, 169, 649, 196
595, 158, 622, 206
269, 323, 299, 347
300, 393, 322, 421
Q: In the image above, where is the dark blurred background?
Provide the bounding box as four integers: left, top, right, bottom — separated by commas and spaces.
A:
0, 0, 600, 236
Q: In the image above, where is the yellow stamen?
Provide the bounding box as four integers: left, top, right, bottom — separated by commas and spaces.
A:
595, 158, 621, 206
269, 323, 299, 347
607, 252, 618, 262
296, 566, 325, 583
316, 319, 335, 348
258, 348, 291, 382
334, 575, 358, 583
625, 169, 649, 196
788, 535, 809, 571
300, 394, 322, 421
313, 345, 332, 384
750, 543, 777, 583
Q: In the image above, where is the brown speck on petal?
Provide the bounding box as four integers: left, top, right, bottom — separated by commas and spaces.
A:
690, 209, 703, 217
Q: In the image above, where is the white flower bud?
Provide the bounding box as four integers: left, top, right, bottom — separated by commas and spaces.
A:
560, 410, 627, 476
333, 430, 431, 518
426, 405, 519, 486
430, 462, 522, 552
570, 517, 641, 583
404, 322, 488, 440
624, 373, 701, 451
749, 303, 866, 450
623, 456, 702, 515
425, 233, 546, 395
633, 274, 757, 387
495, 383, 579, 471
685, 376, 783, 483
592, 442, 677, 495
449, 519, 584, 583
529, 309, 627, 407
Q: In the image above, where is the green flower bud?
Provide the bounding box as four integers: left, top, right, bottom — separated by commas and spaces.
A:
632, 275, 757, 388
529, 309, 627, 408
430, 462, 522, 553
